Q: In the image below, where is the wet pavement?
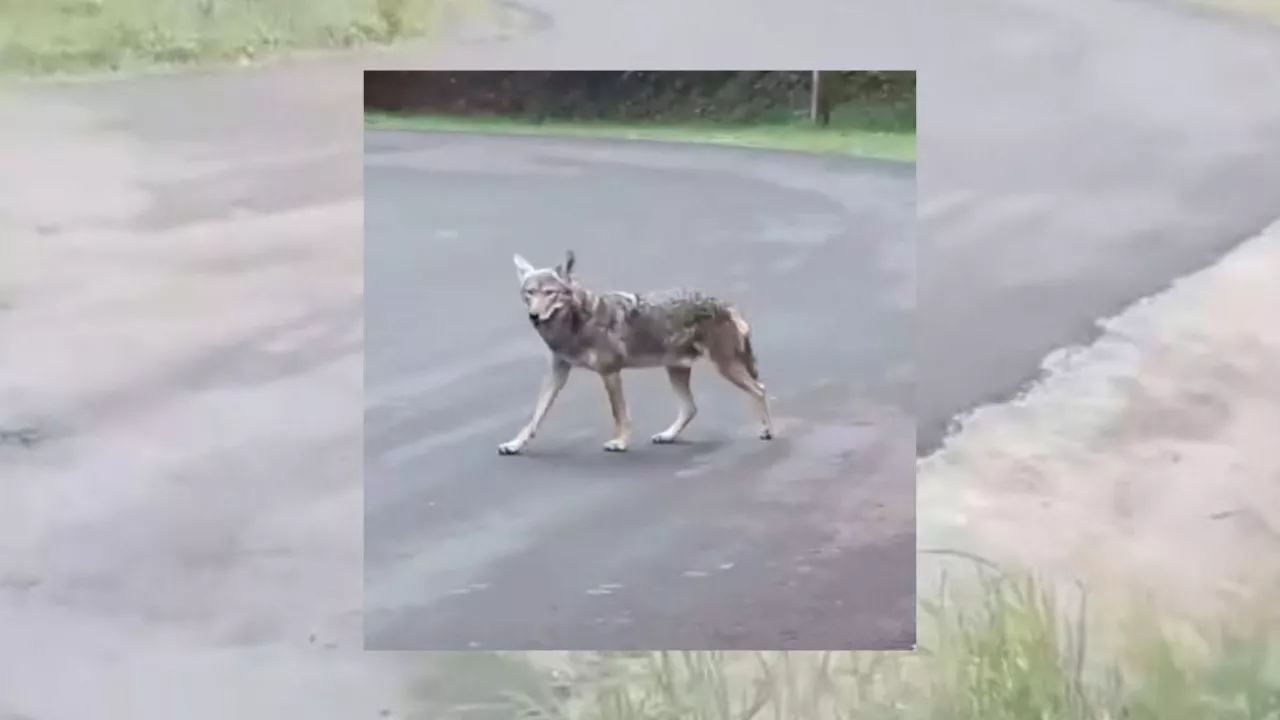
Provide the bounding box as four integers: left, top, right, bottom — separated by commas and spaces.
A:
2, 0, 1280, 715
363, 131, 917, 649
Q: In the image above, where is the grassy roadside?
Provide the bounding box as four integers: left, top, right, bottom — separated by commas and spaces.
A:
1191, 0, 1280, 24
492, 573, 1280, 720
0, 0, 479, 76
365, 111, 918, 162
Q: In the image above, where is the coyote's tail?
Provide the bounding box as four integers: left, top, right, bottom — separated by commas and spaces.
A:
726, 306, 759, 380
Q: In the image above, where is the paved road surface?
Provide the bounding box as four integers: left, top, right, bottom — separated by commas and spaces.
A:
409, 0, 1280, 452
363, 131, 916, 650
2, 0, 1280, 716
0, 63, 381, 719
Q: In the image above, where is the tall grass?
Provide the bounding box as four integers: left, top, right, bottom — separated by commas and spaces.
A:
0, 0, 475, 75
499, 572, 1280, 720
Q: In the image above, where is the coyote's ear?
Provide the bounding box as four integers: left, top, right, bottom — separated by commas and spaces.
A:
556, 250, 576, 281
513, 253, 536, 280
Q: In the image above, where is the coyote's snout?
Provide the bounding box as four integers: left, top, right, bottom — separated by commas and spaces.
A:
498, 249, 775, 455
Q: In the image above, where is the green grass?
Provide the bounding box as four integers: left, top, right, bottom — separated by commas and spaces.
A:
1192, 0, 1280, 24
365, 111, 917, 162
495, 572, 1280, 720
0, 0, 476, 76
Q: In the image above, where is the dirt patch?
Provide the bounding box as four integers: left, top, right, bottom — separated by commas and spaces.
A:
920, 217, 1280, 624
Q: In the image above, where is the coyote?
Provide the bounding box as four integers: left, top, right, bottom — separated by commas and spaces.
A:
498, 250, 775, 455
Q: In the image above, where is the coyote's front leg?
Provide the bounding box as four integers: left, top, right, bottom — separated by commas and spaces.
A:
599, 371, 632, 452
498, 356, 571, 455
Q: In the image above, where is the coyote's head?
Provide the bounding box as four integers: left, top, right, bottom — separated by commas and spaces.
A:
512, 250, 578, 327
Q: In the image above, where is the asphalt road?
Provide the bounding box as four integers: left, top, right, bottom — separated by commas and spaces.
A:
363, 131, 916, 650
1, 0, 1279, 716
0, 64, 387, 719
413, 0, 1280, 453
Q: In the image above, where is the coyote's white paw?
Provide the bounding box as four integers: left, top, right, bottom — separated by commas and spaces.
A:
497, 440, 525, 456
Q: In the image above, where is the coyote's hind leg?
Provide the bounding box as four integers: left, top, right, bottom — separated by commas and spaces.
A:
713, 359, 773, 440
652, 366, 697, 444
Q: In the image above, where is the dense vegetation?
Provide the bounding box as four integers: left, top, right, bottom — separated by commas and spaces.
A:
364, 71, 916, 131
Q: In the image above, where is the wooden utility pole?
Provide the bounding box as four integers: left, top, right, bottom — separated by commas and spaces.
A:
810, 70, 831, 127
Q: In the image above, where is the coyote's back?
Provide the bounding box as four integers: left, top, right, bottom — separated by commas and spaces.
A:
606, 288, 760, 377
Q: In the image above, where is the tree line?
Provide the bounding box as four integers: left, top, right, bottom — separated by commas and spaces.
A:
365, 71, 915, 129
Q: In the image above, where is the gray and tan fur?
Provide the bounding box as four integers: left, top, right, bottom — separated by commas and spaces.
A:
498, 249, 774, 455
